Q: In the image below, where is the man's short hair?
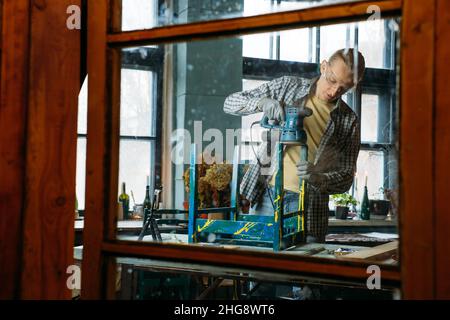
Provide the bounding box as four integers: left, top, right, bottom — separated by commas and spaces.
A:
329, 48, 366, 83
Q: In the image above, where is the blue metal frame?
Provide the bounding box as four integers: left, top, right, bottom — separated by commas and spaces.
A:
187, 143, 305, 251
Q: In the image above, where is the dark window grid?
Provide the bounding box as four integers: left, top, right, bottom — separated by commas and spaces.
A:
125, 47, 164, 194
243, 57, 396, 88
359, 86, 397, 190
107, 46, 164, 194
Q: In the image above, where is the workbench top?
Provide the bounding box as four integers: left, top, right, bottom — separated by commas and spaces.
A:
74, 215, 396, 231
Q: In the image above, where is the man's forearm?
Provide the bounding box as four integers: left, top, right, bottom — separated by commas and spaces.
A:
223, 93, 263, 115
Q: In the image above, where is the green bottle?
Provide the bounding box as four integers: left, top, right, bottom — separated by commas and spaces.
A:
143, 185, 152, 223
119, 182, 130, 220
360, 185, 370, 220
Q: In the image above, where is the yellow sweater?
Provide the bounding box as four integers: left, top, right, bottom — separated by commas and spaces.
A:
270, 95, 333, 192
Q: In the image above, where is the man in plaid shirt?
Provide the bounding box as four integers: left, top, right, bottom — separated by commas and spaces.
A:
224, 48, 365, 242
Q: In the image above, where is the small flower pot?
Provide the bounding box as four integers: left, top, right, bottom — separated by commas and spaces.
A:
335, 206, 349, 220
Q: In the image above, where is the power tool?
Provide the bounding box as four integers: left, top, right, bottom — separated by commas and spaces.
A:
260, 105, 312, 146
260, 104, 313, 232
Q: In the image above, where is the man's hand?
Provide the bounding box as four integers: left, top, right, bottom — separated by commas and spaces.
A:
296, 160, 315, 179
259, 97, 285, 123
296, 160, 326, 187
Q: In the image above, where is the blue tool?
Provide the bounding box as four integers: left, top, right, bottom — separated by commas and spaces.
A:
259, 105, 312, 146
261, 105, 313, 239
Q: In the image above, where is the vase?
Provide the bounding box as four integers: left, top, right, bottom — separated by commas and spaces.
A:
360, 186, 370, 220
335, 206, 349, 220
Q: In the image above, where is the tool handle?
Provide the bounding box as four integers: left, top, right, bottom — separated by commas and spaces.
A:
260, 116, 282, 129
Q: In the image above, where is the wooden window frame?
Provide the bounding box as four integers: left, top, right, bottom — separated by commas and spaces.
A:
81, 0, 436, 299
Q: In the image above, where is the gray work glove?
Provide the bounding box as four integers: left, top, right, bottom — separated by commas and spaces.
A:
296, 160, 326, 187
259, 97, 285, 123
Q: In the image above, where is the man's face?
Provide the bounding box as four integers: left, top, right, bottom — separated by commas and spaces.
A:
316, 58, 355, 103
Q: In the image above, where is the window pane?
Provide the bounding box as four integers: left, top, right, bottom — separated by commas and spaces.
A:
320, 23, 355, 61
358, 20, 386, 69
280, 28, 312, 62
242, 33, 272, 59
119, 140, 152, 210
113, 18, 400, 265
356, 150, 385, 200
114, 0, 369, 31
76, 137, 86, 210
121, 0, 157, 32
120, 69, 154, 137
76, 138, 154, 212
361, 94, 379, 143
101, 256, 400, 300
78, 77, 88, 135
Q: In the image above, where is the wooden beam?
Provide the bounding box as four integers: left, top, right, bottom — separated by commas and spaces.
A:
0, 0, 30, 299
19, 0, 81, 299
400, 0, 435, 299
101, 240, 401, 284
81, 0, 109, 299
343, 241, 398, 261
104, 5, 122, 297
107, 0, 401, 47
435, 0, 450, 299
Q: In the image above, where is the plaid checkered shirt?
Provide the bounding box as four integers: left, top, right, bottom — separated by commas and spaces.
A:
223, 76, 360, 240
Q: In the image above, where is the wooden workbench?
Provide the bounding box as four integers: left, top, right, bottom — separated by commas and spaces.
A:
75, 215, 397, 232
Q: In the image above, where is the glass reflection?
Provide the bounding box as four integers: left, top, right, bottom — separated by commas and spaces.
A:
116, 0, 370, 31
75, 17, 401, 265
100, 256, 400, 300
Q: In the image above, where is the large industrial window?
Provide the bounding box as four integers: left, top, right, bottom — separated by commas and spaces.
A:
240, 19, 399, 204
76, 50, 163, 211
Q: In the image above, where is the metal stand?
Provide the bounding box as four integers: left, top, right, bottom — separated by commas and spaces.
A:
138, 190, 162, 241
187, 143, 305, 251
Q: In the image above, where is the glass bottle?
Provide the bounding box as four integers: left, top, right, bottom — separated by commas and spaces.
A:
143, 185, 152, 223
118, 182, 130, 220
360, 185, 370, 220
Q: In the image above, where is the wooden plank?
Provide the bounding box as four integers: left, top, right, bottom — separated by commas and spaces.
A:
104, 36, 122, 299
81, 0, 108, 300
0, 0, 30, 299
106, 47, 121, 241
435, 0, 450, 300
400, 0, 435, 299
107, 0, 401, 47
101, 241, 401, 283
20, 0, 80, 299
343, 241, 398, 261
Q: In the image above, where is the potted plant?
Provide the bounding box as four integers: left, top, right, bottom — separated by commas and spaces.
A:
331, 193, 358, 220
183, 158, 233, 219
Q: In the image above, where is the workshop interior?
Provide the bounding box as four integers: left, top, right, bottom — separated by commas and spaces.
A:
1, 0, 449, 301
